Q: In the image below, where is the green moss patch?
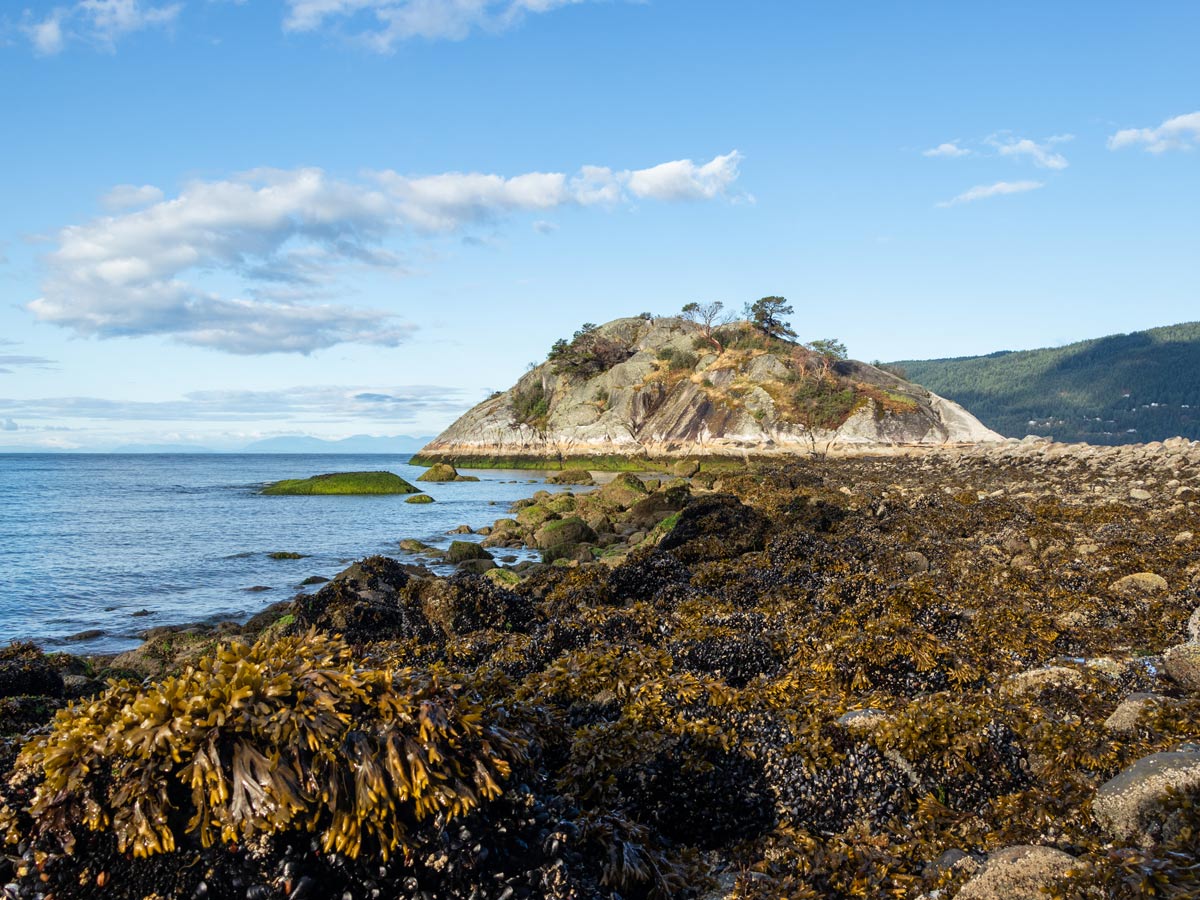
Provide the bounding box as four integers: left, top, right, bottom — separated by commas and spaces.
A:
406, 493, 436, 504
261, 471, 420, 495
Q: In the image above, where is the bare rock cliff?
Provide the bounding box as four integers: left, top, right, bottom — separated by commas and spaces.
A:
418, 317, 1001, 462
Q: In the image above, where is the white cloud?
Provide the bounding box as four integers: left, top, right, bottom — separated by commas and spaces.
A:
623, 151, 742, 201
994, 137, 1069, 170
32, 153, 742, 354
1108, 111, 1200, 153
284, 0, 591, 51
923, 141, 970, 159
22, 0, 181, 54
937, 180, 1043, 208
102, 183, 165, 210
532, 219, 557, 234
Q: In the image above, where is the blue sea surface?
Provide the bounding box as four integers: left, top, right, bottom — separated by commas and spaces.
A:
0, 454, 572, 654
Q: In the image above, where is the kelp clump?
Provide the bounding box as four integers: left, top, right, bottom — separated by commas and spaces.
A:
0, 632, 525, 896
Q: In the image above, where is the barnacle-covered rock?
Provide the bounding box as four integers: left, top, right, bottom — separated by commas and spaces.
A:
292, 555, 436, 643
409, 573, 533, 637
955, 845, 1078, 900
0, 644, 63, 700
1162, 642, 1200, 691
1091, 750, 1200, 845
656, 494, 769, 563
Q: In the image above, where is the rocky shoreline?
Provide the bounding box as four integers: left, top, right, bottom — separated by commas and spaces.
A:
2, 439, 1199, 899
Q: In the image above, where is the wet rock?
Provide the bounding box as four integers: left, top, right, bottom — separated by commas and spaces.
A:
399, 538, 435, 552
533, 516, 596, 550
445, 541, 492, 564
60, 674, 101, 700
656, 493, 769, 563
448, 524, 475, 534
298, 575, 329, 586
955, 845, 1078, 900
546, 469, 595, 485
405, 493, 435, 504
417, 463, 478, 482
410, 574, 532, 636
516, 504, 557, 530
1162, 643, 1200, 691
1109, 572, 1168, 596
592, 472, 651, 509
456, 558, 497, 575
268, 551, 305, 560
0, 648, 64, 700
63, 629, 105, 642
292, 556, 434, 644
1092, 751, 1200, 844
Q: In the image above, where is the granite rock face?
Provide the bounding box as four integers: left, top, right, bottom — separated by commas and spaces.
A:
417, 316, 1002, 463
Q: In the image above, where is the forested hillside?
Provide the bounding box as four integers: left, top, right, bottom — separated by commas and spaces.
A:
891, 322, 1200, 444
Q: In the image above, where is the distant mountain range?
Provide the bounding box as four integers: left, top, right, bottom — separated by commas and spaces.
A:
891, 322, 1200, 444
0, 435, 434, 454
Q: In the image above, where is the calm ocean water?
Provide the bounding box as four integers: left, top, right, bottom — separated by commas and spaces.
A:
0, 454, 572, 654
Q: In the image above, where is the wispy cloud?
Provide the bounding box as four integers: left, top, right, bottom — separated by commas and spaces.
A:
283, 0, 594, 52
1109, 111, 1200, 153
937, 180, 1043, 208
0, 354, 56, 374
923, 141, 970, 159
21, 0, 181, 55
0, 384, 468, 422
993, 136, 1070, 170
31, 153, 742, 354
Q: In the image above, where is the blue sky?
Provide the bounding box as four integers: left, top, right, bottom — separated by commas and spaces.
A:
1, 0, 1197, 449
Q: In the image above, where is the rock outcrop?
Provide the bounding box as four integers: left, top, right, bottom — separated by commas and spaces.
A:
416, 316, 1001, 464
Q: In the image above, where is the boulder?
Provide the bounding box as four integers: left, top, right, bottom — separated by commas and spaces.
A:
533, 516, 597, 550
1092, 751, 1200, 844
955, 846, 1078, 900
516, 504, 558, 530
262, 471, 419, 495
417, 463, 479, 482
0, 649, 64, 700
1003, 665, 1083, 697
1109, 572, 1168, 596
672, 459, 700, 478
1188, 606, 1200, 643
405, 493, 435, 504
411, 574, 532, 636
594, 473, 651, 509
546, 470, 595, 485
445, 541, 493, 564
657, 494, 770, 563
1104, 693, 1164, 733
1162, 643, 1200, 691
291, 555, 435, 644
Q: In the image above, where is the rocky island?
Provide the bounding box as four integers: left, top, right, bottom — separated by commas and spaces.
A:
415, 314, 1000, 469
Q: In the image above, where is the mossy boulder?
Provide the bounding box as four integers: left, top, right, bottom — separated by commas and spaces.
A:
405, 493, 436, 504
417, 463, 479, 483
546, 493, 578, 515
262, 471, 419, 495
533, 516, 597, 550
516, 504, 558, 530
446, 541, 493, 564
594, 472, 651, 510
547, 470, 595, 485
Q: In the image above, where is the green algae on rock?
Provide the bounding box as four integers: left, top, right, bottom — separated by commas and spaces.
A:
260, 471, 420, 495
405, 493, 436, 504
416, 462, 480, 483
